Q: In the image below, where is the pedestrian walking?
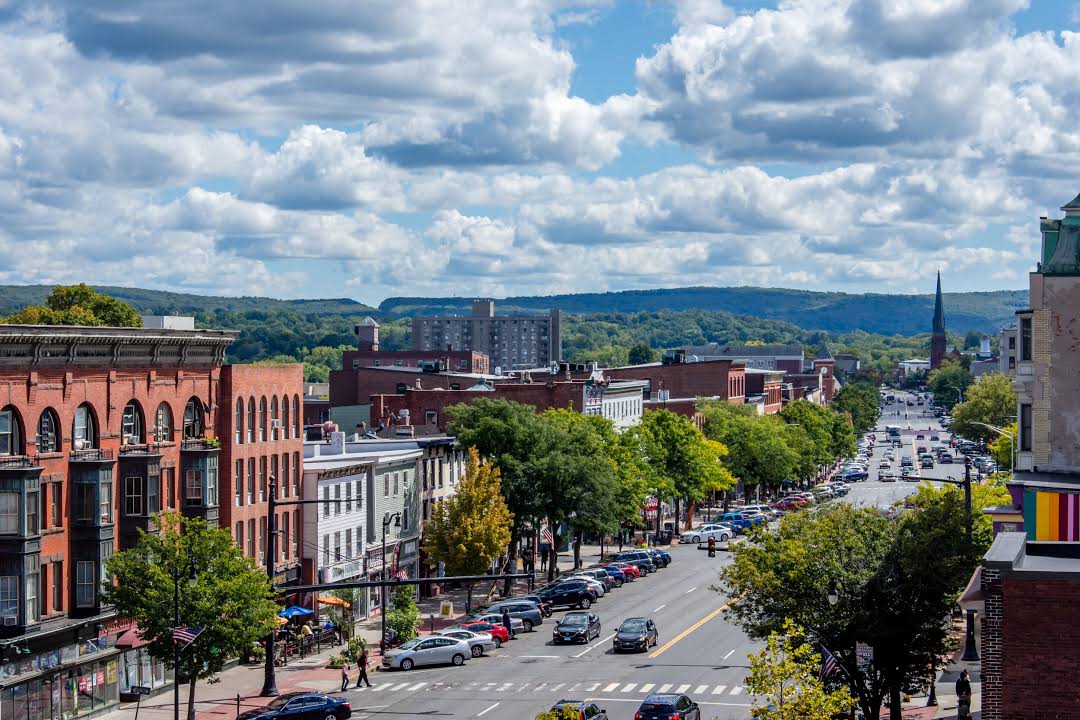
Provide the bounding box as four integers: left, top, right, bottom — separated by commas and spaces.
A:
502, 608, 514, 639
355, 646, 373, 688
540, 547, 548, 572
340, 661, 350, 692
955, 669, 972, 719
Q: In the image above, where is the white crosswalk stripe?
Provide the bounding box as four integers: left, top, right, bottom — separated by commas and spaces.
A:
639, 683, 655, 693
658, 684, 673, 693
549, 683, 564, 692
621, 684, 637, 693
731, 686, 744, 695
712, 685, 728, 695
405, 682, 427, 691
603, 683, 620, 692
390, 682, 411, 692
587, 683, 600, 691
694, 685, 707, 695
396, 680, 754, 697
676, 684, 691, 694
498, 683, 513, 691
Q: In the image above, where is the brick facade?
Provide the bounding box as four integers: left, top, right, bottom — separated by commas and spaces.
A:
602, 360, 745, 402
343, 349, 489, 374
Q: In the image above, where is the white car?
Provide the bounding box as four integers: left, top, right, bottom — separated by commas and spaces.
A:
566, 575, 606, 597
434, 628, 498, 657
741, 504, 778, 519
682, 526, 733, 543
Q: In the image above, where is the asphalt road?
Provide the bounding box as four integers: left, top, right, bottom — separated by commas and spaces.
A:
341, 391, 960, 719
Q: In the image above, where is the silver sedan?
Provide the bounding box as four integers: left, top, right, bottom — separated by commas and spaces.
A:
435, 629, 498, 657
474, 613, 525, 635
381, 636, 471, 671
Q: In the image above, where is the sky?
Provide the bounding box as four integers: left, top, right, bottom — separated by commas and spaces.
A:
1, 0, 1079, 305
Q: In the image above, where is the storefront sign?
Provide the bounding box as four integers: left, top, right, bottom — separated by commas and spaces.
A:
131, 686, 151, 695
398, 538, 419, 563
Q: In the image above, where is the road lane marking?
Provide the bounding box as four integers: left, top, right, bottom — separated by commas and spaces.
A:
477, 703, 500, 717
567, 683, 580, 692
653, 604, 667, 612
603, 683, 620, 692
639, 683, 655, 693
676, 684, 690, 693
684, 586, 697, 594
587, 683, 600, 691
722, 648, 737, 660
497, 683, 513, 692
658, 684, 673, 693
731, 686, 743, 695
712, 685, 728, 695
649, 598, 738, 658
549, 684, 564, 691
518, 655, 559, 658
586, 697, 752, 708
574, 633, 616, 657
621, 684, 637, 692
405, 682, 426, 691
695, 685, 707, 694
534, 684, 546, 691
369, 684, 389, 692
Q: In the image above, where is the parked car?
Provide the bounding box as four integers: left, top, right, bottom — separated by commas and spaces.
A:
612, 550, 657, 575
506, 594, 552, 618
381, 636, 470, 671
594, 565, 629, 586
601, 562, 640, 581
552, 611, 602, 644
536, 580, 597, 609
472, 613, 525, 634
645, 548, 672, 567
457, 622, 509, 645
573, 567, 619, 590
238, 693, 351, 720
681, 525, 732, 543
742, 504, 778, 519
434, 629, 497, 657
549, 700, 608, 720
634, 694, 701, 720
564, 575, 606, 597
718, 513, 755, 531
613, 617, 658, 652
483, 601, 544, 631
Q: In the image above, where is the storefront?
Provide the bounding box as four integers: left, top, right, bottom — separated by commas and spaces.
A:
113, 628, 169, 701
0, 645, 120, 720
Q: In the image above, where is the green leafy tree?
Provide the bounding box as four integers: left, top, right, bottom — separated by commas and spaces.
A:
627, 342, 658, 365
385, 585, 421, 643
747, 619, 854, 720
830, 382, 881, 436
962, 331, 983, 350
927, 361, 973, 406
950, 372, 1016, 442
700, 402, 797, 498
4, 284, 141, 326
988, 421, 1017, 471
422, 448, 513, 609
535, 707, 581, 720
104, 514, 277, 720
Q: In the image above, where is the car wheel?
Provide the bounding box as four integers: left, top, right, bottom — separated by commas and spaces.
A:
493, 637, 502, 648
614, 578, 623, 588
692, 534, 701, 543
471, 645, 483, 658
579, 598, 591, 609
452, 653, 465, 666
325, 714, 339, 720
522, 619, 534, 633
400, 658, 414, 671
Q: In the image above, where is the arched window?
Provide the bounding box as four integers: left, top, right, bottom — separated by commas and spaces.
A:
270, 397, 279, 441
247, 398, 256, 443
73, 404, 97, 450
155, 403, 173, 442
0, 406, 23, 456
235, 398, 244, 444
121, 401, 144, 445
281, 396, 290, 440
292, 395, 300, 439
37, 409, 60, 453
183, 398, 204, 440
259, 397, 267, 442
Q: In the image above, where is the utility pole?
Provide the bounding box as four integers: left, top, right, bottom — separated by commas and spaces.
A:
961, 456, 979, 662
261, 476, 278, 697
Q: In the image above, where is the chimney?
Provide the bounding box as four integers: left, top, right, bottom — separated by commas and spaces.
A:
328, 431, 345, 455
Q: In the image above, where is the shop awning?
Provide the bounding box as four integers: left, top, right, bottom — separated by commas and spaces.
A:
318, 595, 351, 609
115, 626, 151, 650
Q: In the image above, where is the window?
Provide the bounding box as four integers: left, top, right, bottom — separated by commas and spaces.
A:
334, 484, 341, 515
270, 397, 279, 441
259, 457, 267, 501
293, 511, 300, 558
185, 469, 202, 504
259, 397, 267, 442
248, 458, 256, 503
292, 453, 300, 496
1008, 335, 1016, 350
76, 561, 95, 607
73, 404, 96, 450
271, 455, 278, 492
148, 468, 160, 514
281, 453, 290, 498
51, 483, 61, 527
345, 528, 352, 558
281, 514, 289, 560
345, 483, 351, 512
247, 519, 255, 557
25, 558, 38, 623
26, 490, 38, 534
121, 401, 143, 445
0, 576, 17, 618
247, 398, 256, 442
1020, 316, 1033, 362
1020, 403, 1032, 452
235, 461, 244, 506
322, 534, 330, 566
183, 398, 203, 439
402, 506, 409, 532
235, 399, 244, 444
425, 411, 438, 426
100, 477, 113, 523
235, 522, 243, 549
282, 396, 290, 439
155, 403, 173, 442
322, 486, 330, 517
37, 409, 59, 453
334, 532, 341, 561
384, 474, 389, 497
165, 467, 176, 509
259, 517, 266, 563
293, 396, 300, 439
206, 459, 218, 506
0, 407, 21, 456
125, 476, 143, 516
52, 562, 62, 612
355, 480, 362, 508
393, 472, 399, 496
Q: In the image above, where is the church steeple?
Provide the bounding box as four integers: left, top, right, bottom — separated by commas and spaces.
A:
932, 272, 945, 334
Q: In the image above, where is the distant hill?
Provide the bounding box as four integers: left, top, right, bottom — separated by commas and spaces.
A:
379, 286, 1028, 334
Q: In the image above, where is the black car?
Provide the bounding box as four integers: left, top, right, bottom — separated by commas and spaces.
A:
634, 694, 700, 720
550, 700, 608, 719
552, 611, 601, 644
537, 580, 596, 609
239, 693, 351, 720
612, 551, 657, 575
613, 617, 657, 652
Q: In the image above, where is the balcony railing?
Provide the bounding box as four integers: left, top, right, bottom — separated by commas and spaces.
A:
181, 438, 219, 451
0, 455, 39, 470
69, 448, 114, 462
118, 443, 164, 456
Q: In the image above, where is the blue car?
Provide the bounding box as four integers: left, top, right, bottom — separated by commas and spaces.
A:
719, 513, 754, 532
646, 548, 671, 567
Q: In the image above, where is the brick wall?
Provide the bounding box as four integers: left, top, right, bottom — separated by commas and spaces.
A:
980, 565, 1004, 720
604, 360, 744, 402
1032, 308, 1053, 467
342, 349, 488, 374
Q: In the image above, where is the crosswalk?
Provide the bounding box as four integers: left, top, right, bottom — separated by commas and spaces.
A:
357, 679, 750, 698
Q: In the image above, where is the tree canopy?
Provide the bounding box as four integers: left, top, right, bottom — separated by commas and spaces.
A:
830, 382, 881, 436
927, 361, 973, 406
3, 284, 141, 327
949, 372, 1016, 442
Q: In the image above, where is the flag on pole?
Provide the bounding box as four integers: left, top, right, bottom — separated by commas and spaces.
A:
541, 525, 554, 546
819, 645, 840, 681
172, 626, 204, 647
395, 568, 408, 581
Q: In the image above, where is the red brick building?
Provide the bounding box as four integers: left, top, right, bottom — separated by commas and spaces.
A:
602, 359, 746, 402
330, 366, 493, 407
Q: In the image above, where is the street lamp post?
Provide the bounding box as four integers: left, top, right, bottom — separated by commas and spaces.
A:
260, 476, 279, 697
960, 456, 979, 662
173, 556, 196, 720
381, 512, 402, 654
969, 421, 1016, 472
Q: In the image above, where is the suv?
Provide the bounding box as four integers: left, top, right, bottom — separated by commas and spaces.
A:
549, 700, 608, 720
536, 580, 596, 609
573, 568, 619, 590
506, 594, 552, 618
613, 550, 657, 574
482, 601, 544, 632
645, 548, 672, 568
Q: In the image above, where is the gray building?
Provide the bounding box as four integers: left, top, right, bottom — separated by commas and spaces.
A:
676, 343, 805, 373
998, 325, 1017, 375
411, 299, 562, 371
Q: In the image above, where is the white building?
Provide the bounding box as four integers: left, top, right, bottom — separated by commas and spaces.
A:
581, 371, 649, 430
898, 358, 931, 378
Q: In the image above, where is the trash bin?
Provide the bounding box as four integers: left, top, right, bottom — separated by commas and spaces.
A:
656, 529, 673, 545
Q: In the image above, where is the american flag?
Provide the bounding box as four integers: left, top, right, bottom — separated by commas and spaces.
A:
819, 645, 839, 681
172, 626, 203, 647
541, 525, 554, 546
395, 568, 408, 581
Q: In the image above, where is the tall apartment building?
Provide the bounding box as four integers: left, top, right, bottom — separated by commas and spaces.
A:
411, 300, 561, 371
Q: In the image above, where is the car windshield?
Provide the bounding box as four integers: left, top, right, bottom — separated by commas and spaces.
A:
561, 614, 588, 626
619, 620, 646, 632
398, 638, 424, 650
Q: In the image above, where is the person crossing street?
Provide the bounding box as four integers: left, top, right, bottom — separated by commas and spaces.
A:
355, 646, 373, 688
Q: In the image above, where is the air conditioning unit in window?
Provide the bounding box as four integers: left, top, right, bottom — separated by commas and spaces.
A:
272, 420, 281, 430
2, 616, 17, 626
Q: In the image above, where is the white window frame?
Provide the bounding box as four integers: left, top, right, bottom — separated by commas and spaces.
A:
76, 561, 95, 608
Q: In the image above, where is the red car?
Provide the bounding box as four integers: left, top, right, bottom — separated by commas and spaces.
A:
459, 622, 510, 645
603, 562, 640, 580
771, 500, 799, 512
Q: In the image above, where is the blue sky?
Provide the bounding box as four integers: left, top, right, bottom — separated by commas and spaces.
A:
1, 0, 1077, 304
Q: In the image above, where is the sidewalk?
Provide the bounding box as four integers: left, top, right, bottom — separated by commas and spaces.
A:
899, 614, 981, 720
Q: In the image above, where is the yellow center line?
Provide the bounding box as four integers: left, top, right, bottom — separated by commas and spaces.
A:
649, 597, 739, 658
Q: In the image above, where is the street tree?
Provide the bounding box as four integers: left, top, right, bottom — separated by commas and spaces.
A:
746, 619, 854, 720
927, 361, 972, 406
950, 372, 1016, 442
3, 284, 142, 326
830, 382, 881, 436
779, 400, 837, 473
422, 448, 514, 609
700, 403, 797, 499
988, 421, 1017, 470
104, 513, 278, 720
386, 585, 421, 643
627, 342, 658, 365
